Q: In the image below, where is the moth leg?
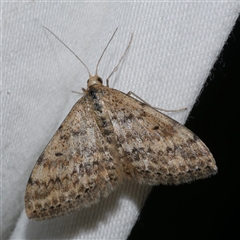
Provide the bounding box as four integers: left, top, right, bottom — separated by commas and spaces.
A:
106, 33, 134, 87
71, 88, 86, 95
127, 91, 187, 113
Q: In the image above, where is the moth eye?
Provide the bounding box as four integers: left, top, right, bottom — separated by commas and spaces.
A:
98, 77, 103, 84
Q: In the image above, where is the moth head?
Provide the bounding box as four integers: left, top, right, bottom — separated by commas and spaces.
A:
87, 76, 103, 87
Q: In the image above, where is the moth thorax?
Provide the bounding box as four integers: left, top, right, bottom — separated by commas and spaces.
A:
87, 76, 103, 87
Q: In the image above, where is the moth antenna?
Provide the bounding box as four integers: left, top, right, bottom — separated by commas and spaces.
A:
43, 26, 91, 78
95, 28, 119, 77
106, 32, 133, 86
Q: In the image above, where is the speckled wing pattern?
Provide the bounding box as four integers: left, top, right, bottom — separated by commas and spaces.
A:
25, 82, 217, 220
101, 85, 217, 185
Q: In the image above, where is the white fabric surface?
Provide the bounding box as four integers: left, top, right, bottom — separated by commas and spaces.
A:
2, 2, 240, 240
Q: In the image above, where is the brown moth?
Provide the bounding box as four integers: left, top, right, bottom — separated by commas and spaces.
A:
25, 28, 217, 220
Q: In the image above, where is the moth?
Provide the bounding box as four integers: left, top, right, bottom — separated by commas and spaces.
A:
25, 28, 217, 220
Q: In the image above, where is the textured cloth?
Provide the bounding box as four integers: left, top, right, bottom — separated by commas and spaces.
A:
2, 2, 240, 240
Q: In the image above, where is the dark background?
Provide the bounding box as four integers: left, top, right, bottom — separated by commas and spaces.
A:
128, 16, 240, 240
